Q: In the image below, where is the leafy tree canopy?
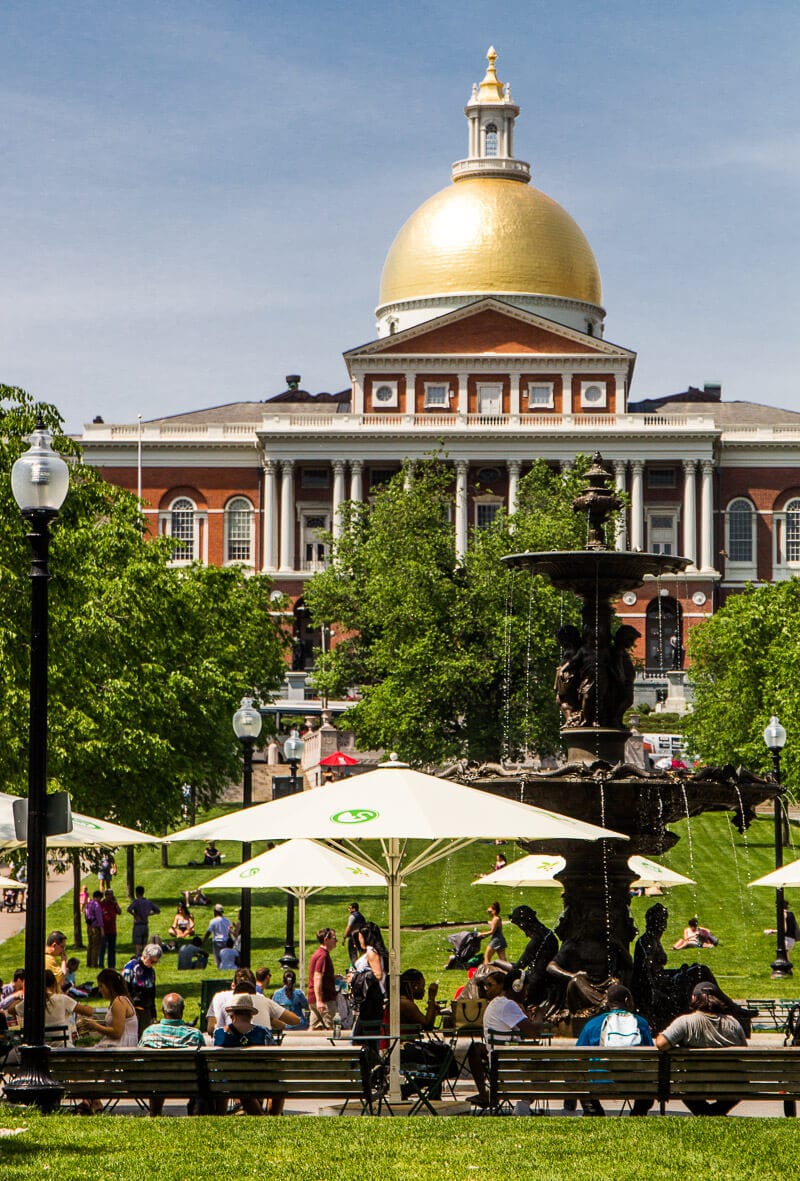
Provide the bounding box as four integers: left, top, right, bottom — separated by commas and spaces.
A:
0, 385, 287, 833
685, 578, 800, 793
304, 456, 601, 766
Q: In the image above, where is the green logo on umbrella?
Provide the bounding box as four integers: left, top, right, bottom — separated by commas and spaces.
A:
331, 808, 379, 825
239, 867, 261, 878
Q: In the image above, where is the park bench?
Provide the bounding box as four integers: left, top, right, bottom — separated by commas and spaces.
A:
47, 1048, 205, 1113
199, 1046, 376, 1113
489, 1046, 800, 1116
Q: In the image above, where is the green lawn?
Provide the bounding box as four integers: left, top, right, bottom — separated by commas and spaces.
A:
1, 810, 799, 1022
1, 1113, 798, 1180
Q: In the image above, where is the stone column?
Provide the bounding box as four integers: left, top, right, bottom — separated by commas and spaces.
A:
613, 459, 627, 551
263, 458, 278, 571
509, 376, 521, 418
279, 459, 295, 572
682, 459, 697, 569
456, 372, 469, 416
332, 460, 346, 542
455, 461, 468, 561
350, 459, 363, 503
507, 459, 521, 515
630, 460, 644, 551
700, 459, 715, 572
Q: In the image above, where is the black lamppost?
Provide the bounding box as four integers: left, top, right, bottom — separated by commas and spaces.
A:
5, 421, 69, 1111
279, 728, 305, 969
232, 697, 262, 968
764, 715, 792, 979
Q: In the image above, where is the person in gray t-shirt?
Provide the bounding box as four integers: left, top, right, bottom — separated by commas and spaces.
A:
656, 981, 746, 1115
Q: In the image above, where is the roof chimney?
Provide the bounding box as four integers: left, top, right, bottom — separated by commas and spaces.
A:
285, 374, 301, 390
703, 382, 722, 401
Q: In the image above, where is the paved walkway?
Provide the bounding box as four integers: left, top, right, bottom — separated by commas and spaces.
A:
0, 864, 75, 948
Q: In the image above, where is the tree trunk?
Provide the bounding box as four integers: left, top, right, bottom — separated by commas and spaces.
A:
72, 851, 84, 948
126, 846, 135, 900
161, 826, 169, 868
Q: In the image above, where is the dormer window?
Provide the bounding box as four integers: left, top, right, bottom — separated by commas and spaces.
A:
485, 123, 498, 157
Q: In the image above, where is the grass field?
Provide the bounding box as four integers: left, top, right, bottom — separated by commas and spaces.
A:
1, 1112, 799, 1180
2, 807, 799, 1018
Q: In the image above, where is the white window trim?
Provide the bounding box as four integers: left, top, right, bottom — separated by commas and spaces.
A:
646, 506, 678, 557
159, 496, 207, 566
423, 381, 451, 409
474, 495, 503, 531
476, 383, 504, 415
724, 498, 756, 582
773, 497, 800, 580
371, 380, 399, 409
297, 505, 331, 573
525, 382, 555, 409
579, 380, 608, 409
224, 496, 255, 567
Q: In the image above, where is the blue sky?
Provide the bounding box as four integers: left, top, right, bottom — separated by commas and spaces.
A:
1, 2, 798, 430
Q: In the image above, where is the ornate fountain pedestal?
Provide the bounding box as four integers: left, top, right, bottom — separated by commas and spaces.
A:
487, 452, 777, 1031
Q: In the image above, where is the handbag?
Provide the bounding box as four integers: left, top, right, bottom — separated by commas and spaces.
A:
451, 997, 487, 1030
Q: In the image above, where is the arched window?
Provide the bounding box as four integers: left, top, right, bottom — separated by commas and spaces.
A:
225, 497, 253, 564
170, 497, 196, 562
787, 498, 800, 563
485, 123, 498, 157
726, 498, 754, 564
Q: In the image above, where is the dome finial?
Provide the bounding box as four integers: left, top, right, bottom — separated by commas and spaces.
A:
478, 45, 505, 102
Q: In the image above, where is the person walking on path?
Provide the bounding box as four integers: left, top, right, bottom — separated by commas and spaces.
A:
127, 885, 161, 956
99, 890, 121, 969
97, 852, 116, 893
203, 904, 232, 969
84, 891, 104, 968
479, 901, 507, 964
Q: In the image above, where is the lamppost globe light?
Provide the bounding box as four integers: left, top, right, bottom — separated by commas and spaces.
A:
11, 422, 70, 515
284, 729, 305, 762
764, 716, 787, 752
233, 696, 263, 740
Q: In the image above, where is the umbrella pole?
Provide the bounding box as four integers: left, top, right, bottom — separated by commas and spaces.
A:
387, 839, 403, 1103
298, 890, 306, 991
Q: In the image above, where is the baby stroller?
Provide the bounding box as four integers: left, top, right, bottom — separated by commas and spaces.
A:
445, 929, 482, 970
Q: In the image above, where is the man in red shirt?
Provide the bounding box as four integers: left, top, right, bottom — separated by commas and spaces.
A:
307, 927, 338, 1030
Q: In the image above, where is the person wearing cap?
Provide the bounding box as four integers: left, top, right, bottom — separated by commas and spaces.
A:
212, 992, 279, 1115
655, 981, 746, 1115
563, 985, 654, 1117
203, 904, 232, 969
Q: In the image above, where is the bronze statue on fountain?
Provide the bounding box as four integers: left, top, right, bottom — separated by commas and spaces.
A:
468, 452, 778, 1030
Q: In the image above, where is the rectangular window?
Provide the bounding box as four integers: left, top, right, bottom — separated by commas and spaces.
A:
170, 510, 194, 561
526, 384, 554, 408
424, 384, 449, 408
301, 467, 330, 489
227, 514, 251, 563
647, 468, 676, 489
728, 509, 753, 563
369, 468, 397, 490
649, 513, 676, 556
476, 502, 501, 531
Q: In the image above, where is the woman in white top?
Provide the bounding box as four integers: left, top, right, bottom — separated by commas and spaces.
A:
77, 969, 139, 1047
16, 970, 96, 1045
351, 922, 389, 1040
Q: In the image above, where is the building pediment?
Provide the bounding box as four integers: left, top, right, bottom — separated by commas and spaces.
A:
345, 299, 635, 362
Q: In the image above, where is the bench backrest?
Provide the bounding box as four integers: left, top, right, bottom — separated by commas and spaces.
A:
491, 1046, 662, 1102
199, 1047, 365, 1098
48, 1049, 202, 1098
668, 1047, 800, 1100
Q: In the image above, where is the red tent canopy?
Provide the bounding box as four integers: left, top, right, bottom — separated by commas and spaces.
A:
318, 751, 359, 767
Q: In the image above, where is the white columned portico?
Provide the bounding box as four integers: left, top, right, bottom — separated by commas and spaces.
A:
456, 372, 469, 415
350, 459, 363, 502
509, 376, 521, 418
279, 459, 295, 572
700, 459, 715, 572
263, 458, 278, 571
332, 460, 346, 542
613, 460, 627, 551
455, 460, 468, 560
507, 459, 521, 514
682, 459, 697, 569
630, 461, 644, 550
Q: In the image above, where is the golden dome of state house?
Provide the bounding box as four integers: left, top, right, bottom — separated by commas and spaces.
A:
376, 47, 604, 339
77, 48, 800, 716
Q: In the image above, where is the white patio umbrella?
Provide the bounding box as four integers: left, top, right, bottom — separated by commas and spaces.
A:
199, 838, 386, 983
0, 874, 27, 890
474, 852, 693, 889
749, 859, 800, 889
0, 791, 163, 850
168, 754, 627, 1098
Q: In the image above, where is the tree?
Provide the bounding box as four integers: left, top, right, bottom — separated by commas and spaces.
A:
304, 456, 595, 766
684, 579, 800, 792
0, 385, 288, 835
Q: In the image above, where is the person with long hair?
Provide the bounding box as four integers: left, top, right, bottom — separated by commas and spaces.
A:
656, 981, 746, 1115
168, 899, 195, 940
271, 968, 309, 1029
479, 901, 507, 964
351, 922, 388, 1041
74, 969, 139, 1114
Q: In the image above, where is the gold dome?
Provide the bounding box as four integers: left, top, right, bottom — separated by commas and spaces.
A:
378, 176, 602, 308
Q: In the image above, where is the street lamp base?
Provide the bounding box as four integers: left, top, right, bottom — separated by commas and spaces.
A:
4, 1044, 65, 1113
279, 950, 299, 970
771, 956, 793, 979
